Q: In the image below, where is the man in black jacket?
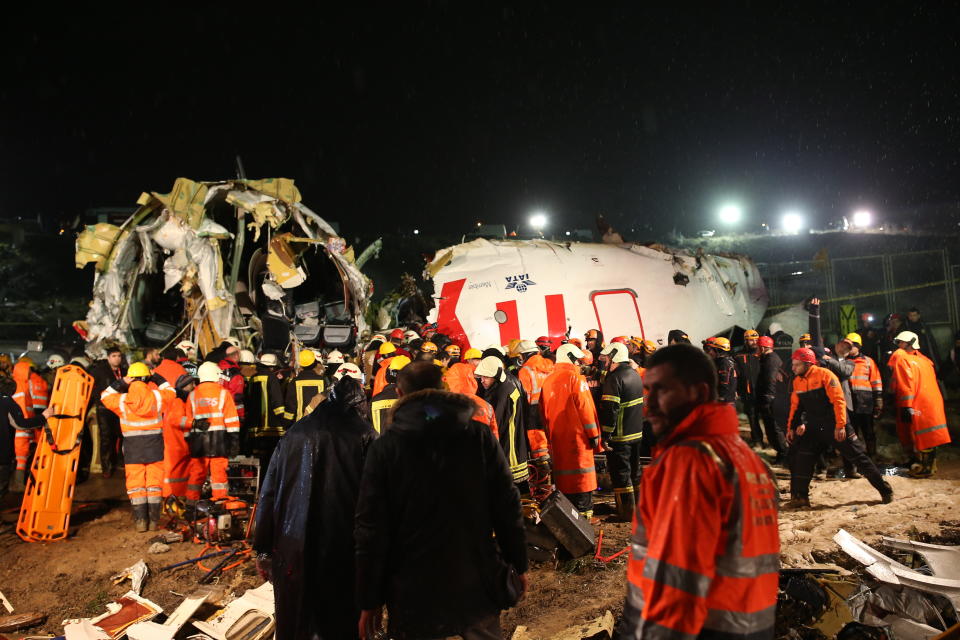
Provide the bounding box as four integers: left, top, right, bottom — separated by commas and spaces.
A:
756, 337, 788, 463
0, 378, 46, 501
905, 306, 941, 374
356, 361, 527, 640
598, 343, 645, 521
735, 330, 763, 447
703, 337, 738, 404
90, 346, 126, 478
475, 355, 531, 490
254, 375, 377, 640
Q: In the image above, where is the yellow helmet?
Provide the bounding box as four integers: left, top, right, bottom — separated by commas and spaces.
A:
703, 337, 731, 352
420, 341, 438, 354
464, 348, 483, 361
379, 342, 397, 356
298, 350, 316, 368
744, 329, 760, 340
389, 355, 412, 371
844, 332, 863, 346
506, 339, 523, 358
640, 339, 658, 354
444, 344, 461, 358
127, 362, 151, 378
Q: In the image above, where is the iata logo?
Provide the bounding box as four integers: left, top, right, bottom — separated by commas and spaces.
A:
505, 274, 537, 293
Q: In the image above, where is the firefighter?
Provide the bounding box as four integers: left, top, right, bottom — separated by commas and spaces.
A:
736, 329, 763, 447
417, 341, 439, 363
475, 356, 530, 489
540, 344, 601, 517
444, 348, 482, 395
247, 353, 287, 466
516, 340, 554, 469
162, 374, 195, 500
798, 333, 813, 348
756, 336, 787, 463
890, 331, 952, 476
621, 344, 780, 639
218, 343, 246, 424
43, 354, 66, 387
842, 333, 883, 459
703, 337, 738, 404
628, 338, 657, 371
154, 348, 188, 386
92, 347, 126, 478
535, 336, 554, 359
175, 341, 199, 378
324, 350, 345, 380
186, 361, 241, 503
372, 343, 398, 395
101, 362, 176, 531
597, 342, 644, 521
10, 361, 39, 486
370, 356, 411, 432
388, 328, 405, 348
785, 348, 893, 508
284, 350, 327, 426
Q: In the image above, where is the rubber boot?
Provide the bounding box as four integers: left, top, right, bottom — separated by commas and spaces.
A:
909, 449, 937, 478
12, 469, 26, 491
147, 503, 161, 531
133, 504, 149, 533
614, 490, 636, 522
875, 479, 894, 504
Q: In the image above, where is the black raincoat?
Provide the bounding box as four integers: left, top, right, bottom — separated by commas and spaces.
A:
355, 389, 527, 638
253, 377, 377, 640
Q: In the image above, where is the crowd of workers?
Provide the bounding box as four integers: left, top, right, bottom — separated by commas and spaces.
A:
0, 300, 953, 639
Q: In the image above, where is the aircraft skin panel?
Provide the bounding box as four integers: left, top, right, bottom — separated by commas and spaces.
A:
427, 238, 767, 349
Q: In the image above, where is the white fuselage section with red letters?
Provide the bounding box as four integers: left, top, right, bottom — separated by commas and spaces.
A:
426, 238, 767, 349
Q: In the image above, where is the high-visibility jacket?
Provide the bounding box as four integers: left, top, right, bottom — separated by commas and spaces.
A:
518, 354, 554, 460
890, 350, 951, 451
371, 357, 395, 397
847, 354, 882, 414
186, 381, 240, 458
154, 358, 188, 387
599, 364, 644, 444
443, 362, 478, 395
480, 374, 529, 482
371, 384, 399, 433
469, 395, 498, 438
11, 362, 39, 470
101, 381, 176, 464
540, 362, 601, 494
283, 369, 326, 425
788, 365, 846, 432
162, 395, 191, 497
28, 372, 49, 414
624, 403, 779, 639
247, 364, 286, 438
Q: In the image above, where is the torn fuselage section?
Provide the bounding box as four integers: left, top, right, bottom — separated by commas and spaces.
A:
77, 177, 370, 358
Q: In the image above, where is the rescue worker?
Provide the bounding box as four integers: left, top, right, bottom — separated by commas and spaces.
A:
736, 329, 763, 447
238, 349, 257, 379
628, 338, 657, 371
842, 333, 883, 459
25, 358, 50, 419
798, 333, 812, 348
372, 343, 398, 396
284, 350, 327, 426
388, 328, 405, 347
92, 346, 125, 478
621, 344, 780, 639
43, 354, 66, 386
162, 374, 195, 500
370, 356, 411, 433
444, 347, 481, 395
904, 307, 941, 373
218, 343, 246, 424
786, 348, 893, 508
598, 342, 644, 521
154, 348, 188, 386
175, 341, 199, 378
535, 336, 554, 359
443, 344, 461, 364
890, 331, 952, 476
417, 341, 439, 363
324, 350, 345, 380
0, 353, 12, 382
666, 329, 691, 345
101, 362, 176, 531
186, 361, 241, 502
247, 353, 287, 466
476, 356, 530, 488
362, 334, 387, 382
11, 361, 40, 486
756, 336, 787, 463
703, 337, 738, 404
516, 340, 554, 470
0, 377, 46, 500
540, 343, 601, 517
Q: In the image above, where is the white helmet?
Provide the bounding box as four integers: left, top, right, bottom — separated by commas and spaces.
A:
176, 340, 198, 357
197, 361, 222, 384
600, 342, 630, 364
517, 340, 539, 355
556, 344, 586, 364
485, 345, 507, 356
46, 354, 66, 369
334, 362, 363, 382
258, 353, 278, 367
403, 330, 420, 344
70, 356, 91, 369
326, 350, 345, 365
238, 349, 256, 365
894, 331, 920, 347
224, 336, 241, 349
474, 356, 506, 382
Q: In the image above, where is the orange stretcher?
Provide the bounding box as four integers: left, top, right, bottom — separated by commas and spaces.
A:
17, 364, 94, 543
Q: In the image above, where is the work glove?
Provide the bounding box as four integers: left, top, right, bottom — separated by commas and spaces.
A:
900, 407, 916, 423
149, 373, 168, 388
228, 433, 241, 458
873, 397, 884, 419
255, 552, 273, 582
109, 378, 130, 393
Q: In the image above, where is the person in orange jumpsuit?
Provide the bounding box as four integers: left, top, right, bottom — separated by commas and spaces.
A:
889, 331, 952, 476
372, 343, 399, 397
100, 362, 176, 531
621, 344, 780, 639
161, 374, 196, 500
186, 362, 241, 502
443, 348, 482, 396
540, 343, 601, 517
11, 361, 38, 485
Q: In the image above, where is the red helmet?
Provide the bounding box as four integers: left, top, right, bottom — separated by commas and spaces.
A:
390, 329, 404, 340
421, 322, 437, 335
611, 336, 629, 344
792, 348, 816, 364
758, 336, 774, 348
536, 336, 551, 347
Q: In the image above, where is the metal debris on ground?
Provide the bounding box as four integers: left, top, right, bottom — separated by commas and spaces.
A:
513, 610, 615, 639
190, 582, 274, 640
110, 560, 149, 595
0, 613, 47, 634
63, 592, 162, 640
0, 590, 12, 614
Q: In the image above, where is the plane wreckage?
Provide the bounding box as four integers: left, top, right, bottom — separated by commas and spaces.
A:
425, 238, 767, 349
74, 177, 372, 358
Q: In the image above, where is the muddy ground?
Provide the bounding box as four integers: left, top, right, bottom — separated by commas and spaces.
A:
2, 419, 959, 638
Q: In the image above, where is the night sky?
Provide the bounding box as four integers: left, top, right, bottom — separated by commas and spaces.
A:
4, 5, 960, 237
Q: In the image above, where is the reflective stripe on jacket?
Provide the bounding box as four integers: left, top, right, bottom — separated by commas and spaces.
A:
28, 373, 49, 413
101, 381, 175, 464
623, 403, 779, 639
482, 374, 529, 482
283, 370, 325, 425
186, 381, 240, 458
890, 350, 951, 450
848, 354, 882, 414
519, 354, 554, 459
248, 366, 286, 438
371, 384, 399, 433
540, 362, 600, 493
599, 364, 644, 444
788, 365, 846, 431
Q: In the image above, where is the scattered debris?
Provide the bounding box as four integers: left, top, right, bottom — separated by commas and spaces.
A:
0, 591, 12, 614
126, 589, 216, 640
159, 549, 232, 573
513, 610, 616, 640
63, 592, 162, 640
147, 543, 171, 555
538, 491, 595, 558
191, 582, 274, 640
110, 560, 149, 595
0, 613, 47, 634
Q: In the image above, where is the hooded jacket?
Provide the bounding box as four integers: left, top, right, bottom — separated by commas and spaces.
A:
443, 362, 479, 395
254, 378, 377, 640
355, 389, 527, 638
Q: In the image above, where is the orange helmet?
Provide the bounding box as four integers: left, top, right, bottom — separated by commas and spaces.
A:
568, 338, 583, 348
744, 329, 760, 340
444, 344, 461, 358
580, 350, 594, 366
611, 336, 629, 344
585, 329, 600, 340
420, 341, 438, 354
640, 339, 657, 354
703, 337, 731, 352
